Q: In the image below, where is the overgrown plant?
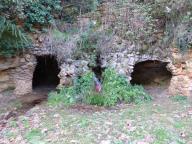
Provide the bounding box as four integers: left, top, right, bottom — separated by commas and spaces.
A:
0, 16, 31, 56
75, 27, 100, 67
0, 0, 102, 56
48, 87, 75, 106
170, 95, 187, 102
24, 0, 62, 29
86, 69, 151, 106
48, 69, 151, 106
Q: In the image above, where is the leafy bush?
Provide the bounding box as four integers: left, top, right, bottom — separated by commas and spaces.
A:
75, 28, 100, 67
48, 68, 151, 106
0, 16, 31, 56
86, 69, 151, 106
176, 27, 192, 52
170, 95, 187, 102
48, 87, 75, 106
24, 0, 61, 29
61, 0, 102, 23
73, 72, 94, 101
25, 129, 43, 144
48, 72, 94, 105
64, 0, 100, 13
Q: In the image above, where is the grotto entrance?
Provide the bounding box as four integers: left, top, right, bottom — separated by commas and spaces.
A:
0, 55, 61, 126
130, 60, 172, 97
32, 55, 60, 90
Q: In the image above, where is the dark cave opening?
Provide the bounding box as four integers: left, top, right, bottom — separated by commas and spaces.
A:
92, 66, 105, 81
32, 55, 60, 89
130, 60, 172, 86
91, 54, 105, 81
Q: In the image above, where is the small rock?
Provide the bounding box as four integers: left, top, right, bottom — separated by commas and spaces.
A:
188, 110, 192, 115
137, 142, 149, 144
53, 114, 60, 118
70, 140, 79, 143
180, 132, 186, 138
20, 58, 25, 63
100, 140, 111, 144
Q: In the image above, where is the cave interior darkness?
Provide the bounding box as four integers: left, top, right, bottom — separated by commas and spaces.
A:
130, 60, 172, 86
32, 55, 60, 89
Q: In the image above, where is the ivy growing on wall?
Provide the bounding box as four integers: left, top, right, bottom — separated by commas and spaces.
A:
0, 17, 31, 56
0, 0, 102, 56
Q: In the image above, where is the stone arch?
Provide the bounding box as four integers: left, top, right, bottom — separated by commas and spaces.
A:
32, 55, 60, 90
14, 55, 36, 95
130, 60, 172, 86
14, 54, 61, 95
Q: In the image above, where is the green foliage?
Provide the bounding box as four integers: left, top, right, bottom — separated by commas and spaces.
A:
78, 32, 97, 55
0, 16, 31, 56
154, 128, 170, 142
25, 129, 44, 144
24, 0, 61, 29
48, 72, 94, 105
74, 72, 94, 101
48, 69, 151, 107
62, 0, 101, 23
61, 5, 78, 23
86, 69, 152, 106
75, 28, 100, 67
113, 0, 156, 45
176, 27, 192, 52
66, 0, 100, 13
107, 0, 192, 53
48, 87, 75, 106
170, 95, 187, 102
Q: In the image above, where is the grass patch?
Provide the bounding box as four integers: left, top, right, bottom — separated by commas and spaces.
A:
170, 95, 187, 102
154, 128, 170, 143
25, 129, 45, 144
2, 95, 192, 143
10, 100, 22, 109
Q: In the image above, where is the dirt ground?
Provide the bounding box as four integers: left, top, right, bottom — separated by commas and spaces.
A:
0, 86, 192, 144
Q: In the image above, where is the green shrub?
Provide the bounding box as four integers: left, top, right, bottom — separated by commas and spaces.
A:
48, 72, 94, 105
75, 29, 100, 67
0, 16, 31, 56
74, 72, 94, 101
24, 0, 61, 29
86, 69, 151, 106
48, 68, 151, 107
170, 95, 187, 102
176, 28, 192, 52
25, 129, 43, 144
48, 87, 75, 106
66, 0, 100, 14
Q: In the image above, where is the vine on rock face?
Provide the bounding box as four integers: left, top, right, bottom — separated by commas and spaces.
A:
0, 0, 102, 56
0, 16, 31, 56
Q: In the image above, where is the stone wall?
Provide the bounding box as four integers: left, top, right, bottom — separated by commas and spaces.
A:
0, 57, 19, 91
102, 50, 192, 96
13, 55, 36, 95
1, 45, 192, 97
167, 49, 192, 96
0, 18, 191, 97
0, 55, 36, 95
58, 60, 89, 87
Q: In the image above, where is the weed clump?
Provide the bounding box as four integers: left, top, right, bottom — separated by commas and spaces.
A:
170, 95, 187, 102
48, 68, 151, 106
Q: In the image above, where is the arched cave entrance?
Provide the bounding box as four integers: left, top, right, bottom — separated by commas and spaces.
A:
130, 60, 172, 87
32, 55, 60, 90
